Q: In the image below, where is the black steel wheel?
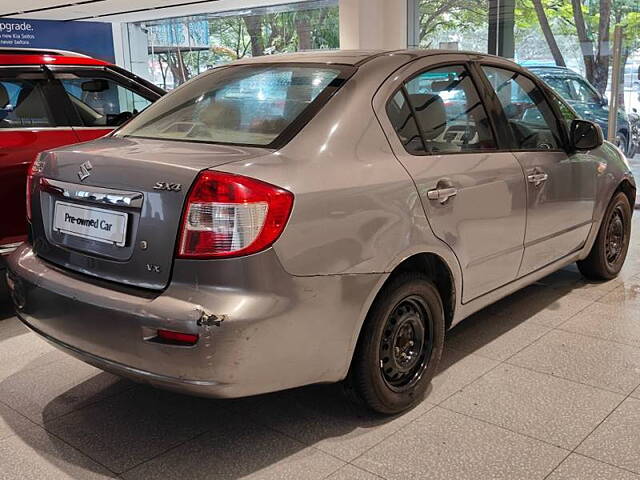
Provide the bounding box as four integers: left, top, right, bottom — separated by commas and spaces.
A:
578, 191, 632, 280
347, 273, 445, 414
605, 205, 626, 266
379, 296, 432, 392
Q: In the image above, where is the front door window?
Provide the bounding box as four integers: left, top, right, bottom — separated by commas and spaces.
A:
58, 75, 151, 128
481, 65, 563, 151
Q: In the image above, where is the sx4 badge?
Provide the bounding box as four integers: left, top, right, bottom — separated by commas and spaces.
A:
153, 182, 182, 192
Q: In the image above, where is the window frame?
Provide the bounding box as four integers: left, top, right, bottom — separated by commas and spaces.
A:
384, 61, 500, 156
474, 62, 571, 153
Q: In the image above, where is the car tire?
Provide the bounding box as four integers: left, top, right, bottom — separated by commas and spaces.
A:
348, 272, 445, 414
616, 132, 629, 157
578, 191, 632, 280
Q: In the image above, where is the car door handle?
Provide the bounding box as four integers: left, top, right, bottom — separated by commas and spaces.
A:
427, 187, 458, 204
527, 172, 548, 187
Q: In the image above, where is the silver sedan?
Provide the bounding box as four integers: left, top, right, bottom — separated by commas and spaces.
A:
7, 50, 635, 414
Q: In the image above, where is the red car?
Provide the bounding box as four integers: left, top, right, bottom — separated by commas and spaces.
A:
0, 48, 164, 258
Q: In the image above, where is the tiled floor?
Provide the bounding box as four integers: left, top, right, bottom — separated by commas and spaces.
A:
2, 218, 640, 480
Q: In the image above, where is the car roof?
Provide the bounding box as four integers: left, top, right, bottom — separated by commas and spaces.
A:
0, 47, 110, 67
230, 49, 521, 67
524, 64, 581, 76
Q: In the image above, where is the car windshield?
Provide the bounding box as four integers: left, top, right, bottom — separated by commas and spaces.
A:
117, 64, 343, 147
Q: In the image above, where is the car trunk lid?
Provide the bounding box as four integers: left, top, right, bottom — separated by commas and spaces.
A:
30, 136, 271, 290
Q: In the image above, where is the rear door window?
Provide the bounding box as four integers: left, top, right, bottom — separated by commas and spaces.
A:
117, 65, 350, 147
387, 65, 497, 154
0, 77, 56, 128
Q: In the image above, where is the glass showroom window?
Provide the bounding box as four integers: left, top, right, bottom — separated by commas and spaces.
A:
410, 0, 640, 155
512, 0, 640, 154
412, 0, 490, 52
126, 0, 339, 90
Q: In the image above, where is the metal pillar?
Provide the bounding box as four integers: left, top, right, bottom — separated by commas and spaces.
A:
608, 25, 624, 143
407, 0, 420, 48
488, 0, 515, 58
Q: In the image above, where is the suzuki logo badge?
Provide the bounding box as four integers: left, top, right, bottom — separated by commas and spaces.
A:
78, 161, 93, 181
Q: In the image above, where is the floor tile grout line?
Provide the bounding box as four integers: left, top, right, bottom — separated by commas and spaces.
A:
319, 462, 351, 480
542, 390, 640, 479
342, 342, 515, 469
223, 403, 362, 465
569, 451, 640, 477
554, 323, 640, 351
436, 404, 574, 452
343, 401, 438, 467
501, 288, 640, 395
446, 292, 598, 364
568, 390, 637, 455
33, 421, 121, 477
344, 460, 397, 480
502, 357, 636, 396
347, 403, 575, 480
117, 403, 345, 477
433, 354, 506, 406
547, 310, 640, 347
542, 450, 573, 480
540, 265, 640, 477
505, 297, 597, 359
2, 274, 639, 479
116, 404, 244, 475
0, 397, 42, 442
426, 293, 640, 478
437, 304, 577, 408
344, 315, 544, 466
37, 381, 141, 425
117, 428, 215, 476
539, 283, 620, 300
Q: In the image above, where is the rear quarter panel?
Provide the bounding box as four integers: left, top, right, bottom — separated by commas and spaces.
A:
216, 54, 462, 278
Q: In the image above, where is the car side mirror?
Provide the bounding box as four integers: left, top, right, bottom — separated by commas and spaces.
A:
570, 119, 603, 151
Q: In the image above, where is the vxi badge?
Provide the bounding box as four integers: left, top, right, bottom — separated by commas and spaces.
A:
153, 182, 182, 192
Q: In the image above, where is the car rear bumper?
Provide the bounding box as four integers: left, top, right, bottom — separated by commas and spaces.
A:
6, 244, 383, 398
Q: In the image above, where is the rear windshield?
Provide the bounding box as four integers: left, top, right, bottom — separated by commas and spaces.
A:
116, 64, 349, 147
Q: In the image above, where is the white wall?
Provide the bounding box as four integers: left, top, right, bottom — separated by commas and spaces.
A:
339, 0, 407, 50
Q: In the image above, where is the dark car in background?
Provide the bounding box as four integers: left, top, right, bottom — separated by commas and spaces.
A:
0, 48, 164, 259
527, 65, 632, 156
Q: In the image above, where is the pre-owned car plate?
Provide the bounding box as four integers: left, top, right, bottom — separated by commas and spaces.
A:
53, 201, 128, 247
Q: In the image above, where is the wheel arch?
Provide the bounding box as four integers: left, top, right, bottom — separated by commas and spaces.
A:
343, 251, 457, 382
384, 253, 456, 330
616, 178, 636, 210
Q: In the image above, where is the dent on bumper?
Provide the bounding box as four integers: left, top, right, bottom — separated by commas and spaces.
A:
6, 244, 384, 398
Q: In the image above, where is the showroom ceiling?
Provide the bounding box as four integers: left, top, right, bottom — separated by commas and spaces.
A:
0, 0, 299, 22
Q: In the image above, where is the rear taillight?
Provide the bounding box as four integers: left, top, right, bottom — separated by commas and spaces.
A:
26, 153, 46, 221
177, 171, 294, 258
